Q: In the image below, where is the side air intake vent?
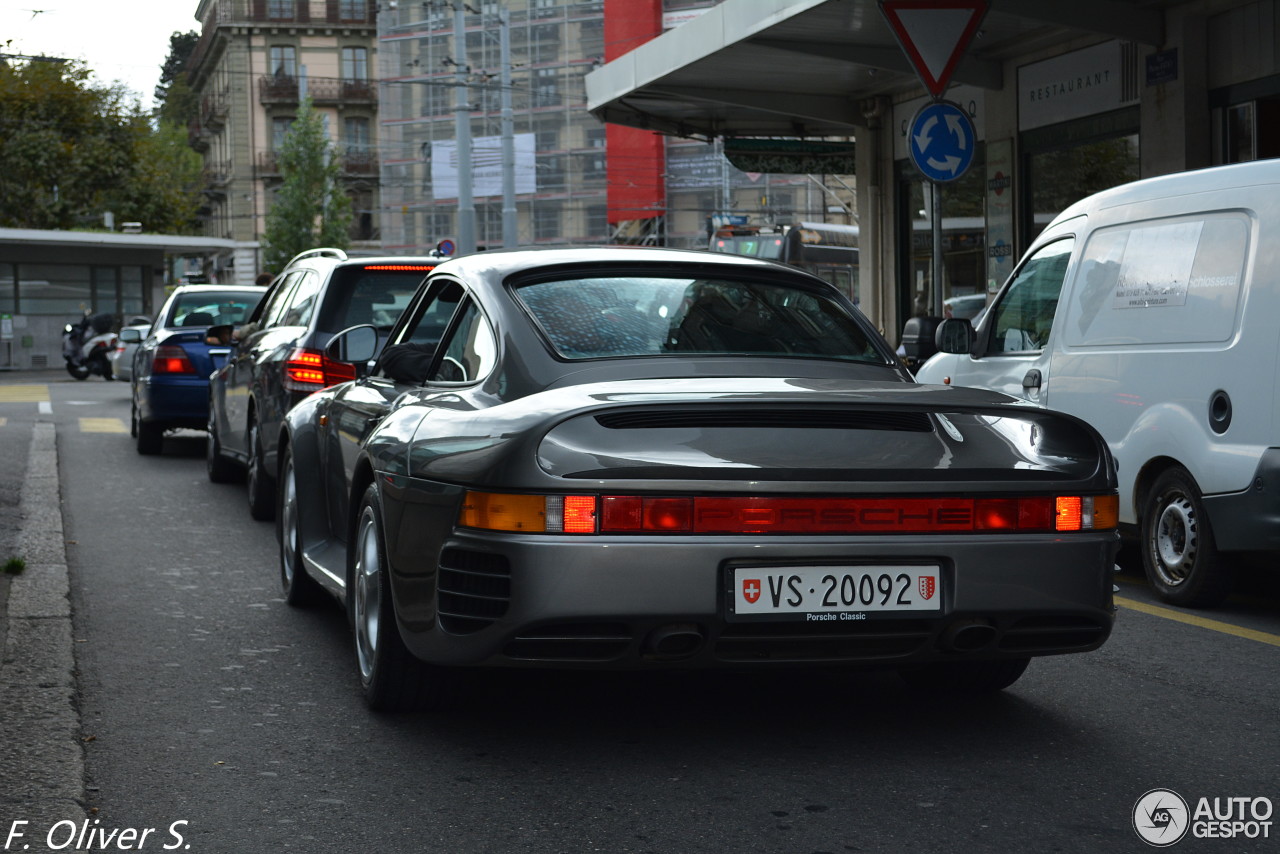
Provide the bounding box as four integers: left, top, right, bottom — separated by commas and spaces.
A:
595, 409, 932, 432
437, 548, 511, 635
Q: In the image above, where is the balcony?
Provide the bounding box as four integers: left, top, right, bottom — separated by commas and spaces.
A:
188, 119, 211, 152
257, 150, 282, 176
204, 160, 234, 187
201, 93, 229, 129
258, 75, 377, 106
340, 150, 379, 176
248, 0, 373, 25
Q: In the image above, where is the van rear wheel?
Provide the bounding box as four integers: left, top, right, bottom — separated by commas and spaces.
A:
1141, 467, 1232, 608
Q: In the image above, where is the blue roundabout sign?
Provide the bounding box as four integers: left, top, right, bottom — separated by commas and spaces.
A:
908, 100, 975, 183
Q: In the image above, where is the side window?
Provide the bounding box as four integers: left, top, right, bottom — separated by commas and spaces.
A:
259, 272, 301, 329
986, 238, 1075, 354
431, 300, 496, 383
375, 280, 464, 384
281, 271, 322, 327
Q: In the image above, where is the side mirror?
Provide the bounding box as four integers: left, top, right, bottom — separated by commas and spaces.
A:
325, 324, 379, 365
119, 328, 144, 344
935, 317, 975, 355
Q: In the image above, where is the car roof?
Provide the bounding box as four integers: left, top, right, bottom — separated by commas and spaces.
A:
427, 245, 828, 284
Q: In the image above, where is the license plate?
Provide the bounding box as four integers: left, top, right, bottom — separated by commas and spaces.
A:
729, 565, 941, 620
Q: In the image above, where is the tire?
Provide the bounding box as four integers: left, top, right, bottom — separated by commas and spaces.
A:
898, 657, 1030, 693
129, 400, 139, 438
351, 484, 450, 712
135, 419, 164, 455
1141, 467, 1232, 608
206, 405, 239, 484
67, 362, 90, 380
246, 416, 276, 521
278, 449, 322, 607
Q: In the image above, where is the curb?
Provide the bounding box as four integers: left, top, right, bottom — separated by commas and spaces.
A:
0, 421, 86, 835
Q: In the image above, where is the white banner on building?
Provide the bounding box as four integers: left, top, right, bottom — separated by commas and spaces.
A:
431, 133, 536, 199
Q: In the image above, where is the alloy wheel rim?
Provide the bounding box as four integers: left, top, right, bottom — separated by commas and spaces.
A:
281, 460, 297, 584
247, 422, 260, 494
353, 507, 381, 682
1154, 495, 1197, 586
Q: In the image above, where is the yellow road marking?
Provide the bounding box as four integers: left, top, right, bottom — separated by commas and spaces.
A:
1115, 595, 1280, 648
0, 384, 49, 403
79, 417, 128, 434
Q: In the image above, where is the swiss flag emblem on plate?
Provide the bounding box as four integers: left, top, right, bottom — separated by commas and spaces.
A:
742, 578, 762, 604
918, 576, 936, 601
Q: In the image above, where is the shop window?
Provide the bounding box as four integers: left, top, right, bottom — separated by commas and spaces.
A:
1026, 134, 1137, 243
897, 146, 986, 326
17, 264, 92, 315
1224, 98, 1280, 163
0, 263, 14, 313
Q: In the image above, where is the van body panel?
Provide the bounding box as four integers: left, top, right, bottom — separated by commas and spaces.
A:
916, 160, 1280, 555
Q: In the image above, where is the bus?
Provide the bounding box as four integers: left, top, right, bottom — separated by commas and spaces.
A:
710, 222, 860, 304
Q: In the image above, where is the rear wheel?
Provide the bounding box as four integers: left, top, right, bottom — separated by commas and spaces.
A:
206, 405, 238, 483
67, 362, 90, 380
278, 449, 322, 606
898, 657, 1030, 693
135, 418, 164, 455
1141, 467, 1232, 608
351, 484, 450, 712
246, 416, 275, 521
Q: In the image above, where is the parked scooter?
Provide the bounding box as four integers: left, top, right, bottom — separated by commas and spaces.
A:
63, 312, 117, 380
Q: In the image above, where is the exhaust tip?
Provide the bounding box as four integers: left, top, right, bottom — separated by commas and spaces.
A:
942, 619, 997, 652
644, 623, 704, 660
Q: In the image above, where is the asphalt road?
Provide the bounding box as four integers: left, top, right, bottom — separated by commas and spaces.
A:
3, 372, 1279, 853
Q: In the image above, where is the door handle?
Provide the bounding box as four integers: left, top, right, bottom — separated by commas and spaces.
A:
1022, 369, 1042, 391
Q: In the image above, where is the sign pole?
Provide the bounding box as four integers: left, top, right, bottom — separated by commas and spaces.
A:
931, 182, 944, 317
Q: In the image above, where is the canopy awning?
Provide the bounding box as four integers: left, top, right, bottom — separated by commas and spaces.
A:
586, 0, 1164, 140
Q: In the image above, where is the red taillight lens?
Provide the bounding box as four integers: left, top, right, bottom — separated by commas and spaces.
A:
285, 348, 357, 390
152, 345, 195, 375
460, 493, 1118, 535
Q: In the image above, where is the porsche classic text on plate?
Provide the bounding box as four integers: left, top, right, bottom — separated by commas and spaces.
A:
729, 565, 942, 619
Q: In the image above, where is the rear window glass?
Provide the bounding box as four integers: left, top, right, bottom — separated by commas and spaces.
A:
165, 291, 265, 329
1063, 213, 1249, 347
513, 275, 884, 363
314, 266, 434, 333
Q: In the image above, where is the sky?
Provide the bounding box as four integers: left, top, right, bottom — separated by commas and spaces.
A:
1, 0, 202, 109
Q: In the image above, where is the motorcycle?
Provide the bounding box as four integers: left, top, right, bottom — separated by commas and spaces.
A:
63, 312, 117, 380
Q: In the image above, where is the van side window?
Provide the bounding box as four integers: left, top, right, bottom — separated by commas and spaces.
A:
987, 239, 1075, 354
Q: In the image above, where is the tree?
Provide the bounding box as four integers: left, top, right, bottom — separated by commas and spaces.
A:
260, 98, 353, 272
155, 31, 199, 128
0, 56, 202, 233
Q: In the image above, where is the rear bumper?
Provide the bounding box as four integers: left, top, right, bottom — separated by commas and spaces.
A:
1204, 448, 1280, 553
391, 527, 1119, 670
136, 375, 210, 429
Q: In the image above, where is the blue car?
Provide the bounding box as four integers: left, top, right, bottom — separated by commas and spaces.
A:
131, 285, 267, 455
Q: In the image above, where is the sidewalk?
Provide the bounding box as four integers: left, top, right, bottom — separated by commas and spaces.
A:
0, 372, 86, 840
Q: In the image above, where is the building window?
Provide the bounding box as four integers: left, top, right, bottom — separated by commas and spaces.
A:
339, 0, 364, 19
344, 117, 370, 154
270, 46, 296, 78
536, 128, 559, 152
272, 116, 294, 150
532, 0, 558, 18
342, 47, 368, 82
534, 68, 559, 107
534, 203, 561, 240
17, 264, 91, 315
267, 0, 292, 18
586, 204, 607, 239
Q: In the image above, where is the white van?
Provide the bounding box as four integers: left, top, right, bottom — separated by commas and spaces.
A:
916, 160, 1280, 608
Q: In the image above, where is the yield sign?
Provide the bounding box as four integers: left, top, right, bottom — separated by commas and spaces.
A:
880, 0, 989, 98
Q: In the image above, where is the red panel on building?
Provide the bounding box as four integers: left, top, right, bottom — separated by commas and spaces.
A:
603, 0, 665, 224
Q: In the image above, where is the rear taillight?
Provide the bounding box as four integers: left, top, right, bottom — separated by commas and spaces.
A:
284, 348, 357, 390
152, 345, 196, 375
457, 492, 1120, 535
